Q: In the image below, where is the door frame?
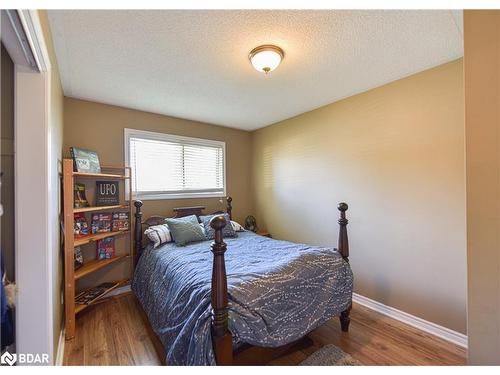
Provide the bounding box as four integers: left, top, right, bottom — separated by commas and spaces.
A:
3, 9, 54, 364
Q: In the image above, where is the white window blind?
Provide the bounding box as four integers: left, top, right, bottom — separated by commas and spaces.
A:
125, 129, 225, 200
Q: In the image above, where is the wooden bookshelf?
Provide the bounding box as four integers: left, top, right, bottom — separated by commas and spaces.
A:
63, 159, 134, 340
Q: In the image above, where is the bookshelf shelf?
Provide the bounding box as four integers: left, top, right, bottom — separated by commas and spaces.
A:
74, 204, 129, 214
74, 230, 129, 247
63, 158, 134, 340
73, 171, 129, 179
74, 279, 130, 314
74, 254, 130, 280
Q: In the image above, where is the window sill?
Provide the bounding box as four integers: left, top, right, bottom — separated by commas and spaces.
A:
134, 192, 227, 201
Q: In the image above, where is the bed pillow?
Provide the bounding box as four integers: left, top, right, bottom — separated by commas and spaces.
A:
144, 223, 172, 248
230, 220, 245, 232
200, 213, 237, 240
199, 223, 206, 235
165, 215, 207, 246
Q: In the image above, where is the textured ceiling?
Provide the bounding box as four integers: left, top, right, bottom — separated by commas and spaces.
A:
48, 10, 463, 131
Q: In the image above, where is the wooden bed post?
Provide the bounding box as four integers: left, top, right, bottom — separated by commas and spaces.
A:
337, 202, 349, 261
134, 200, 143, 262
209, 215, 233, 365
226, 196, 233, 220
337, 202, 351, 332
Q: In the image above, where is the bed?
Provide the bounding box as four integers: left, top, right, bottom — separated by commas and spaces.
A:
132, 198, 353, 365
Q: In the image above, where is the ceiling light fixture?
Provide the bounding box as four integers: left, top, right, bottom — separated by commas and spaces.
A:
249, 45, 284, 74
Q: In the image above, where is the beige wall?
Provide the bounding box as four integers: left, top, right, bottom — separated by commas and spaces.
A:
464, 10, 500, 364
38, 10, 65, 361
252, 59, 467, 333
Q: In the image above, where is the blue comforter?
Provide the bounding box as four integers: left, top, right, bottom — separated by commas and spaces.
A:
132, 231, 353, 365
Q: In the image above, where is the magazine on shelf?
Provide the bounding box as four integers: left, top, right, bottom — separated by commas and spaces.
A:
95, 180, 119, 206
70, 147, 101, 174
96, 237, 115, 260
74, 213, 89, 237
74, 183, 89, 208
91, 212, 112, 234
74, 247, 84, 270
112, 211, 129, 231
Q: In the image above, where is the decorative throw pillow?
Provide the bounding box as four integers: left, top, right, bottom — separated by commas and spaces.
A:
144, 223, 172, 248
200, 213, 237, 240
165, 215, 207, 246
230, 220, 245, 232
199, 223, 206, 235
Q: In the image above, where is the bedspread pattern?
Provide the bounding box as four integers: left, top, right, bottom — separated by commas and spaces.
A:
132, 231, 353, 365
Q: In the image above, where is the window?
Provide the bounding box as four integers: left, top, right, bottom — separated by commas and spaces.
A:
125, 128, 226, 200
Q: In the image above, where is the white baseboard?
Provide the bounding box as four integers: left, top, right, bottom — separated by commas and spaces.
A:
352, 293, 468, 348
55, 326, 65, 366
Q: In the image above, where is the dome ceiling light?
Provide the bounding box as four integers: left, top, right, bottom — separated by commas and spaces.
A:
248, 45, 284, 74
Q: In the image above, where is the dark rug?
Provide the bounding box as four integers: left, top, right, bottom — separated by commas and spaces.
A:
299, 344, 361, 366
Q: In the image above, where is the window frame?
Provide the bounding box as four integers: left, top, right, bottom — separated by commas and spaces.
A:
124, 128, 226, 200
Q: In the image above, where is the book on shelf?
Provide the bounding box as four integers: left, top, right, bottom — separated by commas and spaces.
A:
75, 282, 119, 305
74, 183, 89, 208
70, 147, 101, 174
91, 212, 112, 234
95, 180, 119, 206
96, 237, 115, 260
112, 212, 129, 232
74, 213, 89, 237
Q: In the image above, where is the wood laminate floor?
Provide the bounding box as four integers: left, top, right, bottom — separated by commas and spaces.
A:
63, 293, 466, 366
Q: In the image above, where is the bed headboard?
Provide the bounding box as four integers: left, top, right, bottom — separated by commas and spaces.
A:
133, 197, 233, 261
